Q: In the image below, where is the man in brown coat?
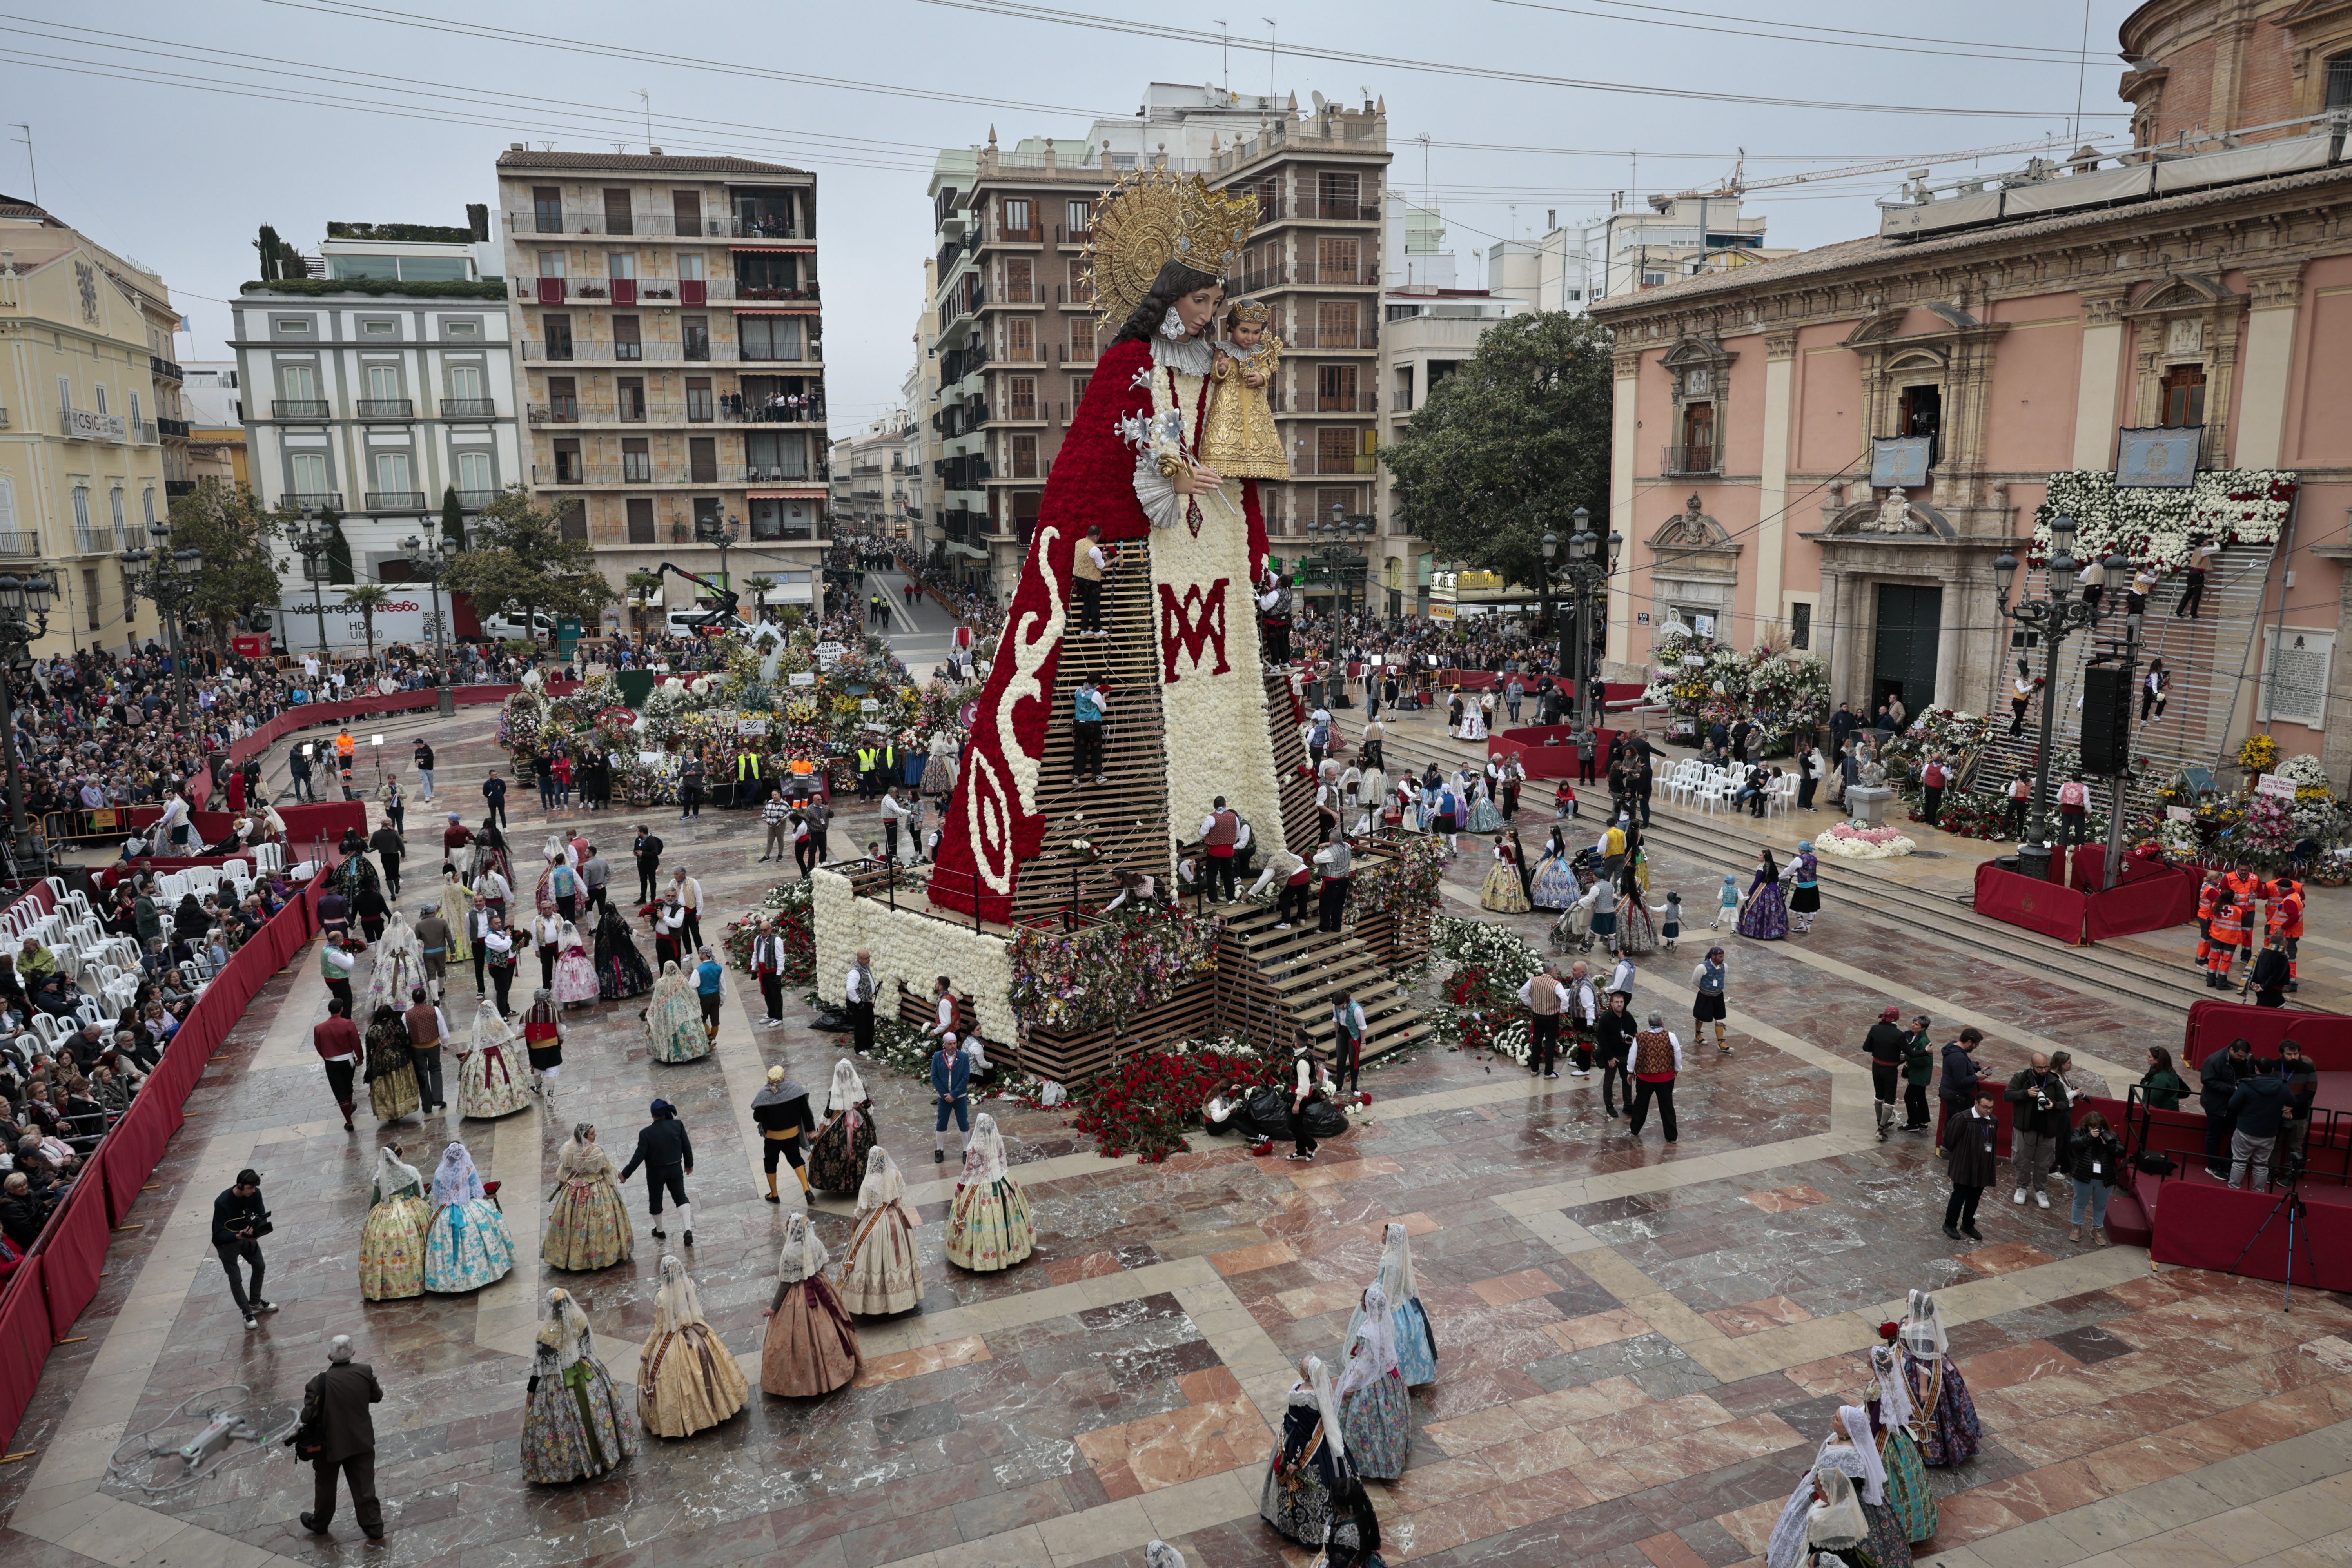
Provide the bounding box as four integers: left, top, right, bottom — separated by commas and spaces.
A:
298, 1336, 383, 1539
403, 987, 449, 1114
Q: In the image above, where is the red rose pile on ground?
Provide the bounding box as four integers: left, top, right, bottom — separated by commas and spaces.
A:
1028, 1048, 1278, 1163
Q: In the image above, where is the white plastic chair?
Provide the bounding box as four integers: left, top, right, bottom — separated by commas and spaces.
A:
28, 1011, 67, 1048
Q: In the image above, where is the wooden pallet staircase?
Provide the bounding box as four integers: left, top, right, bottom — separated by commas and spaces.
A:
1011, 543, 1175, 924
1212, 898, 1437, 1063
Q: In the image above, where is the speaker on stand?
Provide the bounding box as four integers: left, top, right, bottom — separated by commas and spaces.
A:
2079, 664, 2133, 775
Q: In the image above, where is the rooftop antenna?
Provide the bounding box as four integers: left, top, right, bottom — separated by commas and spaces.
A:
2070, 0, 2092, 149
7, 123, 34, 207
1263, 16, 1278, 104
1215, 19, 1229, 93
1418, 131, 1431, 212
635, 88, 652, 150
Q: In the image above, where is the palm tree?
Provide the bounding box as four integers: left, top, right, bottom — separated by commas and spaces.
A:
624, 570, 663, 632
341, 582, 392, 666
743, 573, 776, 622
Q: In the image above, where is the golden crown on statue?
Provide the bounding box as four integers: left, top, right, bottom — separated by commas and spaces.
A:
1083, 167, 1259, 333
1226, 298, 1273, 327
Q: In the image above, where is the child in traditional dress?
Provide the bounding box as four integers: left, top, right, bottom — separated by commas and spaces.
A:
1201, 299, 1288, 479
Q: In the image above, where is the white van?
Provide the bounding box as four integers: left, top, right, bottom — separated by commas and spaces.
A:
482, 611, 558, 641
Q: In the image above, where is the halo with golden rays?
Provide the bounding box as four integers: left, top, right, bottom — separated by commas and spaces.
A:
1083, 167, 1259, 334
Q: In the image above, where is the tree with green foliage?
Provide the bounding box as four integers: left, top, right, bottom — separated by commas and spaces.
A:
164, 479, 287, 646
439, 486, 466, 552
321, 506, 354, 584
341, 582, 392, 665
443, 485, 616, 644
1379, 311, 1615, 626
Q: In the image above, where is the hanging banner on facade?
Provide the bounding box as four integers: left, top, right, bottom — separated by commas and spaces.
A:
1870, 436, 1933, 490
2113, 426, 2203, 488
2258, 627, 2334, 729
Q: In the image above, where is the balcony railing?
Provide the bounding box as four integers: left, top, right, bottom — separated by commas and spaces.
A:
1287, 323, 1380, 351
1255, 198, 1383, 223
1312, 392, 1377, 412
513, 213, 814, 242
156, 416, 191, 438
532, 463, 770, 488
0, 530, 39, 557
356, 399, 415, 419
440, 397, 499, 417
1234, 261, 1382, 291
454, 490, 499, 510
1312, 452, 1380, 475
363, 491, 429, 512
129, 420, 159, 444
1661, 443, 1718, 477
273, 399, 332, 420
74, 528, 107, 556
164, 479, 196, 499
287, 491, 343, 511
735, 283, 820, 302
526, 340, 814, 364
149, 354, 184, 381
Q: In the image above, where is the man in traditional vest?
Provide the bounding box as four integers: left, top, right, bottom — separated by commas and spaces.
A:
1628, 1010, 1683, 1143
1073, 525, 1116, 635
1517, 962, 1563, 1079
402, 985, 449, 1114
1200, 797, 1241, 902
1332, 988, 1368, 1094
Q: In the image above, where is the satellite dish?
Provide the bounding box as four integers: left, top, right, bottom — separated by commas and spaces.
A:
1311, 91, 1327, 112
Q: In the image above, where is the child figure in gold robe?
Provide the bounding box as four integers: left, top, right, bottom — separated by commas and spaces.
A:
1201, 299, 1290, 479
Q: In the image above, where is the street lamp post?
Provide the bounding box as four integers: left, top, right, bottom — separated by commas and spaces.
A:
697, 511, 742, 619
292, 506, 333, 661
120, 518, 202, 720
1307, 506, 1372, 703
1993, 515, 2131, 884
1542, 507, 1621, 732
403, 532, 463, 716
0, 573, 56, 878
2098, 607, 2146, 891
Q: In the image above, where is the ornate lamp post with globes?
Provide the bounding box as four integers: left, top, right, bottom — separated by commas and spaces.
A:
120, 517, 203, 719
0, 572, 57, 877
401, 531, 463, 716
1541, 506, 1621, 732
1993, 514, 2132, 883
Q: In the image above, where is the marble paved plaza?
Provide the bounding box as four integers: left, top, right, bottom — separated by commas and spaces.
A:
6, 699, 2352, 1568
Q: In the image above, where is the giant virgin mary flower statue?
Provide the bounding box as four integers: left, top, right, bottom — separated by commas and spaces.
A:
929, 166, 1300, 923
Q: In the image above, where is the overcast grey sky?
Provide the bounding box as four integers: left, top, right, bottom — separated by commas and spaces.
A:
2, 2, 2139, 423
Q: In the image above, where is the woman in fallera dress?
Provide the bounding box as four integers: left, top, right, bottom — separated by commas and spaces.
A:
760, 1212, 862, 1398
838, 1147, 923, 1316
363, 910, 426, 1013
1348, 1221, 1437, 1387
1333, 1283, 1411, 1479
643, 959, 711, 1063
1737, 848, 1790, 941
552, 918, 600, 1008
1529, 827, 1581, 910
457, 996, 532, 1119
944, 1111, 1035, 1272
593, 899, 654, 1001
1615, 862, 1659, 955
423, 1140, 515, 1293
806, 1058, 878, 1194
1869, 1342, 1939, 1543
1480, 835, 1531, 913
358, 1145, 428, 1301
521, 988, 565, 1102
543, 1122, 633, 1272
1463, 778, 1504, 833
1259, 1354, 1352, 1547
440, 870, 474, 966
638, 1254, 750, 1438
1765, 1405, 1911, 1568
1898, 1289, 1980, 1467
521, 1289, 639, 1483
362, 1003, 419, 1122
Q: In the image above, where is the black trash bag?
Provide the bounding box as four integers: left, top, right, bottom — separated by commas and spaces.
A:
1303, 1098, 1352, 1140
808, 1007, 855, 1032
1232, 1086, 1350, 1141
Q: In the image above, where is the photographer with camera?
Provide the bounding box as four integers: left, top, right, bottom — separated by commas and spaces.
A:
2004, 1053, 2074, 1210
2279, 1039, 2319, 1170
2226, 1057, 2293, 1192
212, 1167, 278, 1330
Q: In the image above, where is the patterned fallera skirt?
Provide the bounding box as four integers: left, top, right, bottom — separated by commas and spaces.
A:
424, 1197, 515, 1293
945, 1177, 1034, 1272
359, 1194, 428, 1301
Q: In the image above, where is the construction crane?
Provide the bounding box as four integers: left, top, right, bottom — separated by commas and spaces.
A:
1671, 133, 2119, 201
653, 561, 742, 634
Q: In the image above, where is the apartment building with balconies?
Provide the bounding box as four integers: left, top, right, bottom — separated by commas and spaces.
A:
918, 87, 1392, 601
234, 214, 523, 621
495, 148, 829, 615
0, 194, 179, 655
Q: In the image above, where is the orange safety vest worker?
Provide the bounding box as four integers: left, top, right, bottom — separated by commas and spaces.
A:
2194, 876, 2221, 964
335, 732, 356, 758
2208, 898, 2249, 948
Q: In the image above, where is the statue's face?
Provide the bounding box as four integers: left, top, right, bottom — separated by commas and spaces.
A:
1172, 283, 1226, 336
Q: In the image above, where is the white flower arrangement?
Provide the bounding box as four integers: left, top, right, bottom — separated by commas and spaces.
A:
809, 867, 1020, 1042
2035, 468, 2297, 570
1816, 822, 1917, 860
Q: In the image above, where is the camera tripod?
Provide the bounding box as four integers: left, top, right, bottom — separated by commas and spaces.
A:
2227, 1166, 2320, 1311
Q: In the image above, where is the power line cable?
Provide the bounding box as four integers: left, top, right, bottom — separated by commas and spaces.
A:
1484, 0, 2103, 65
910, 0, 2132, 120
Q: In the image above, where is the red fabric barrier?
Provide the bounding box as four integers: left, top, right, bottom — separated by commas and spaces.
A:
1490, 727, 1621, 781
0, 1254, 46, 1440
97, 1097, 176, 1225
2183, 1000, 2352, 1071
2085, 866, 2201, 942
2149, 1178, 2352, 1290
187, 681, 577, 807
129, 801, 368, 847
38, 1180, 110, 1341
1973, 862, 2087, 944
